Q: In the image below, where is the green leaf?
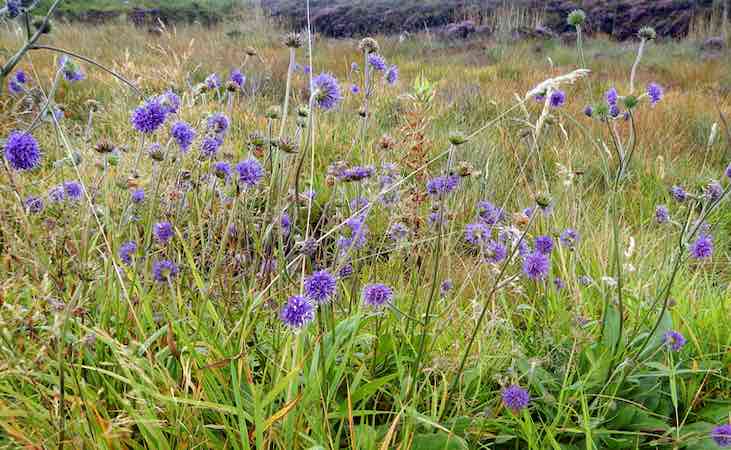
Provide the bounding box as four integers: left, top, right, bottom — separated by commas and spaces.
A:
411, 433, 469, 450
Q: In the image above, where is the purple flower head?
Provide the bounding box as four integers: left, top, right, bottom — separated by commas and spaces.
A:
48, 185, 65, 203
311, 73, 343, 110
583, 105, 593, 117
213, 161, 231, 180
465, 222, 491, 246
534, 235, 554, 254
609, 103, 621, 118
339, 166, 375, 182
350, 62, 359, 72
549, 90, 566, 108
205, 73, 221, 90
8, 70, 27, 94
236, 158, 264, 188
725, 163, 731, 180
152, 259, 179, 283
304, 270, 337, 304
553, 277, 565, 290
711, 424, 731, 448
362, 283, 394, 308
385, 65, 399, 85
426, 175, 460, 197
171, 121, 196, 152
207, 112, 230, 135
485, 240, 507, 264
560, 228, 580, 249
118, 240, 137, 265
24, 196, 43, 214
440, 279, 453, 297
230, 69, 245, 88
4, 131, 41, 171
663, 330, 686, 352
523, 251, 550, 280
477, 200, 505, 225
338, 263, 354, 279
6, 0, 20, 18
655, 205, 670, 224
63, 181, 83, 201
59, 56, 85, 82
153, 221, 174, 245
131, 188, 145, 204
578, 275, 593, 286
388, 222, 409, 242
690, 234, 713, 260
502, 384, 530, 412
606, 87, 618, 106
350, 84, 360, 94
131, 99, 167, 134
367, 53, 387, 72
280, 212, 291, 236
427, 211, 447, 228
303, 65, 312, 75
705, 180, 723, 203
670, 185, 687, 203
647, 82, 663, 106
349, 196, 370, 212
158, 90, 180, 114
338, 216, 368, 254
200, 135, 223, 158
280, 295, 315, 329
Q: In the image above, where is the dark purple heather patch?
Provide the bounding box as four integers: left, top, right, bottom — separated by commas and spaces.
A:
549, 90, 566, 108
338, 166, 374, 182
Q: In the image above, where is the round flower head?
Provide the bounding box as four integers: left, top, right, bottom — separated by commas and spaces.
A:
48, 185, 65, 203
304, 270, 337, 304
388, 222, 409, 242
725, 163, 731, 180
59, 56, 85, 82
118, 240, 137, 265
205, 73, 220, 90
663, 330, 686, 352
131, 188, 145, 204
236, 158, 264, 188
534, 235, 554, 254
606, 87, 618, 106
647, 82, 663, 106
153, 221, 174, 245
350, 62, 359, 72
63, 181, 83, 201
280, 295, 315, 329
485, 240, 507, 264
670, 185, 687, 202
465, 222, 491, 246
152, 259, 179, 283
705, 180, 723, 203
523, 251, 550, 280
339, 166, 375, 182
338, 263, 354, 279
502, 384, 530, 412
362, 283, 394, 308
213, 161, 231, 180
477, 200, 505, 225
311, 72, 342, 110
690, 234, 713, 260
131, 98, 167, 134
440, 279, 453, 297
4, 131, 41, 171
560, 228, 580, 249
711, 424, 731, 448
230, 69, 245, 88
171, 121, 196, 152
350, 84, 360, 94
385, 65, 399, 85
367, 53, 387, 72
280, 212, 291, 236
655, 205, 670, 224
583, 105, 593, 117
609, 103, 621, 118
303, 65, 312, 75
200, 135, 223, 158
24, 196, 43, 214
158, 90, 180, 114
8, 70, 27, 94
6, 0, 20, 18
549, 90, 566, 108
554, 277, 565, 290
426, 175, 460, 197
358, 37, 380, 54
207, 112, 230, 135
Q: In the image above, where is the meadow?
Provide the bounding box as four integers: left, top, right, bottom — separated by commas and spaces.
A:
1, 3, 731, 449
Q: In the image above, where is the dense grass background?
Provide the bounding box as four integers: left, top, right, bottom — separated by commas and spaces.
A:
1, 5, 730, 449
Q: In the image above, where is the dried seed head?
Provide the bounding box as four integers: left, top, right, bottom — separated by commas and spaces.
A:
567, 9, 586, 27
456, 161, 474, 177
358, 37, 380, 54
225, 80, 239, 92
276, 136, 299, 154
297, 105, 310, 117
283, 32, 303, 48
638, 26, 656, 41
265, 105, 282, 120
94, 139, 115, 154
244, 46, 258, 56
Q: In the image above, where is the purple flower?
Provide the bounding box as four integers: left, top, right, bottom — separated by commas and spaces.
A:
426, 175, 460, 197
690, 234, 713, 260
502, 384, 530, 412
534, 235, 554, 254
549, 90, 566, 108
485, 240, 507, 264
705, 180, 723, 203
205, 73, 220, 90
350, 62, 359, 72
465, 222, 491, 246
350, 84, 360, 94
118, 240, 137, 265
303, 65, 311, 75
339, 166, 374, 182
388, 222, 409, 241
230, 69, 245, 87
213, 161, 231, 180
4, 131, 41, 171
63, 181, 83, 201
131, 99, 167, 134
559, 228, 580, 249
609, 104, 621, 118
170, 121, 195, 152
153, 221, 174, 244
312, 73, 343, 110
647, 82, 663, 106
236, 158, 264, 188
152, 259, 179, 282
663, 330, 686, 352
655, 205, 670, 224
280, 212, 291, 236
24, 196, 43, 214
158, 90, 180, 114
367, 53, 387, 72
440, 279, 453, 297
280, 295, 315, 329
711, 424, 731, 448
362, 283, 394, 308
553, 277, 565, 290
670, 185, 687, 202
338, 216, 368, 253
304, 270, 337, 304
385, 65, 399, 85
606, 87, 618, 106
131, 188, 145, 204
200, 135, 223, 158
48, 185, 65, 202
523, 251, 550, 280
578, 275, 593, 286
6, 0, 20, 18
338, 263, 353, 279
725, 163, 731, 180
207, 112, 230, 135
59, 56, 84, 82
477, 200, 505, 225
8, 70, 27, 94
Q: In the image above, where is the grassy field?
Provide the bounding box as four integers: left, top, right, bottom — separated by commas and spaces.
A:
1, 4, 731, 450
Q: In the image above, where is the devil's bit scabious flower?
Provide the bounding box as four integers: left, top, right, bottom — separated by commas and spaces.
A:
578, 275, 593, 286
523, 251, 550, 280
304, 270, 337, 304
502, 385, 530, 412
711, 424, 731, 448
560, 228, 580, 249
670, 185, 687, 202
130, 188, 145, 204
690, 234, 713, 259
207, 112, 230, 135
647, 82, 663, 106
8, 70, 27, 94
663, 330, 686, 352
350, 84, 360, 94
236, 158, 264, 188
159, 90, 180, 114
339, 166, 374, 182
385, 65, 399, 85
230, 69, 245, 88
213, 161, 231, 180
280, 295, 315, 329
367, 53, 387, 72
154, 221, 174, 244
338, 263, 353, 278
549, 90, 566, 108
118, 240, 137, 265
170, 121, 195, 152
200, 135, 223, 158
725, 163, 731, 180
655, 205, 670, 224
131, 99, 167, 134
426, 175, 460, 197
280, 212, 291, 236
465, 222, 491, 246
63, 181, 83, 201
388, 222, 409, 241
606, 87, 618, 106
24, 196, 43, 214
4, 131, 41, 171
554, 277, 566, 290
152, 259, 179, 282
205, 73, 220, 90
534, 235, 554, 254
59, 56, 85, 82
362, 283, 394, 308
477, 200, 504, 225
312, 73, 342, 110
705, 180, 723, 203
583, 105, 593, 117
48, 185, 65, 203
485, 240, 508, 263
6, 0, 20, 18
440, 279, 453, 297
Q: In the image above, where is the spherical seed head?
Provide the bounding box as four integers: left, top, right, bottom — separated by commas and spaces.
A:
265, 105, 282, 119
523, 251, 550, 280
690, 234, 713, 259
94, 139, 115, 154
710, 424, 731, 448
502, 384, 530, 412
362, 283, 394, 308
152, 259, 179, 282
304, 270, 337, 304
456, 161, 475, 177
567, 9, 586, 27
154, 221, 174, 244
235, 158, 264, 188
663, 330, 686, 351
448, 131, 468, 146
131, 99, 167, 134
283, 32, 303, 48
638, 26, 656, 40
244, 46, 257, 56
297, 105, 310, 117
280, 295, 314, 329
276, 136, 298, 154
594, 103, 610, 120
358, 37, 380, 54
4, 131, 41, 171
